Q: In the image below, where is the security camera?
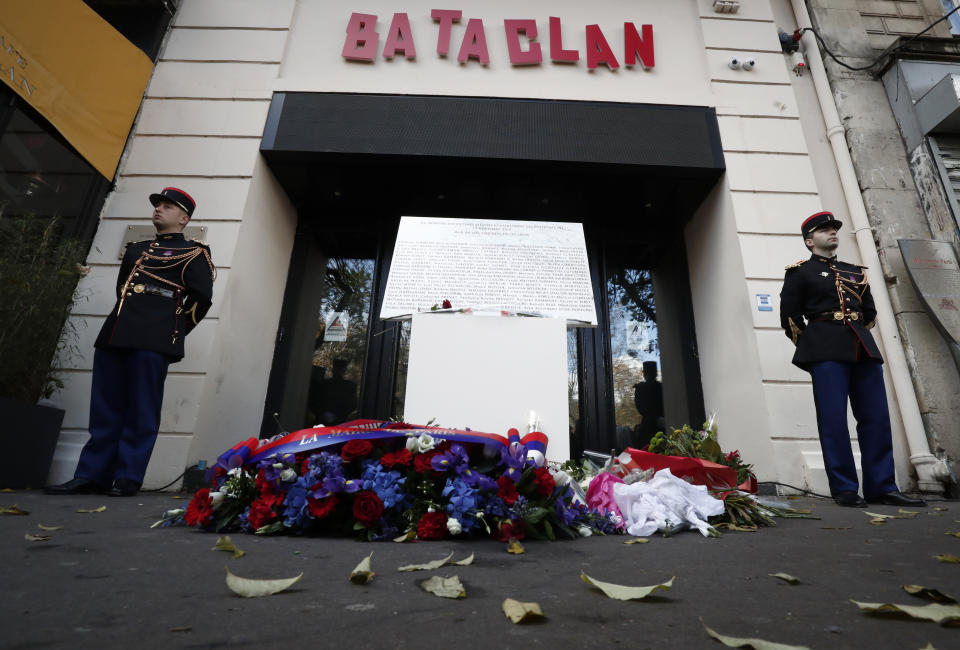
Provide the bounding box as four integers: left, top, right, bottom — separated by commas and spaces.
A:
741, 58, 756, 71
728, 56, 741, 70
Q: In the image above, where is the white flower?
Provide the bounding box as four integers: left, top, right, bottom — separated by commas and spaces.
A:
165, 508, 185, 517
552, 470, 572, 487
407, 433, 435, 454
577, 525, 593, 537
272, 462, 284, 470
447, 517, 463, 535
209, 491, 225, 508
280, 468, 297, 483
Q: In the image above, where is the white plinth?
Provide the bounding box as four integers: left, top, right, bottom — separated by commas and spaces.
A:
403, 313, 570, 462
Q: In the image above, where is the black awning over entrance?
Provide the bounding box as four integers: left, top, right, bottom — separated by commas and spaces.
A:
259, 93, 724, 241
262, 92, 723, 170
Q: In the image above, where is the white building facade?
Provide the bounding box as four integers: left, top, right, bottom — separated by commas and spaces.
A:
47, 0, 951, 495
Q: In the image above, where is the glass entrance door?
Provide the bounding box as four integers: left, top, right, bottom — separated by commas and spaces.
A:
304, 258, 374, 427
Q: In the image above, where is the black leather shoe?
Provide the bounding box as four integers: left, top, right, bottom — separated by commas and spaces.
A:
867, 491, 926, 507
44, 478, 107, 495
108, 479, 140, 497
834, 491, 867, 508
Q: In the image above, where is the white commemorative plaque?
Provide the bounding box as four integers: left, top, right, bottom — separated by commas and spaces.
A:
380, 217, 597, 326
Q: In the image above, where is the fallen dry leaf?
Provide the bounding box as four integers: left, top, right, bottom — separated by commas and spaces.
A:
420, 575, 466, 599
897, 509, 920, 518
624, 538, 650, 545
169, 626, 192, 633
946, 531, 960, 538
225, 567, 302, 598
76, 506, 106, 513
869, 518, 886, 526
580, 571, 674, 601
851, 600, 960, 625
700, 618, 811, 650
37, 524, 62, 531
865, 511, 895, 519
451, 553, 474, 566
398, 552, 454, 572
350, 553, 375, 584
393, 530, 416, 543
502, 598, 545, 623
0, 505, 29, 515
212, 535, 245, 559
935, 554, 960, 564
769, 573, 800, 585
902, 584, 956, 603
507, 538, 525, 554
24, 533, 50, 542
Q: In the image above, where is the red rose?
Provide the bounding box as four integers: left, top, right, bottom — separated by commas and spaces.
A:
441, 299, 452, 309
495, 519, 526, 542
497, 475, 519, 505
341, 439, 374, 462
247, 498, 277, 531
380, 448, 413, 469
353, 490, 385, 528
307, 494, 339, 520
417, 511, 448, 540
414, 450, 441, 474
185, 488, 214, 527
531, 467, 556, 498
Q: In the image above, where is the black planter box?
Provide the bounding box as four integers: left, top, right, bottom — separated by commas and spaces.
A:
0, 396, 65, 489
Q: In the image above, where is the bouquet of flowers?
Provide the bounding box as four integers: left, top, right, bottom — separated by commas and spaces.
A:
163, 426, 619, 542
647, 421, 756, 488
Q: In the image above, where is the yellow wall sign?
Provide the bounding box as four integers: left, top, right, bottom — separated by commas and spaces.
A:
0, 0, 154, 179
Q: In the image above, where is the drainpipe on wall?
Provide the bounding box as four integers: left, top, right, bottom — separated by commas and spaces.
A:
790, 0, 950, 493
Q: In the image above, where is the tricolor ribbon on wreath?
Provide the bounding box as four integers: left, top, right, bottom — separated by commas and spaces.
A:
212, 420, 549, 474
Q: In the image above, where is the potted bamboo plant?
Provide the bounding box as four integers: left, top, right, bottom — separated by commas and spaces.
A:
0, 207, 87, 489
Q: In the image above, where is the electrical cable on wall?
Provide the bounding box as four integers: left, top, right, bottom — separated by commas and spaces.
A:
783, 4, 960, 75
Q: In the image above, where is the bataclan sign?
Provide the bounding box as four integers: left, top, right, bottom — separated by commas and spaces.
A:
342, 10, 654, 70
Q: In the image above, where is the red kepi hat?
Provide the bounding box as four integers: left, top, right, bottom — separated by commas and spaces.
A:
801, 210, 842, 239
149, 187, 196, 217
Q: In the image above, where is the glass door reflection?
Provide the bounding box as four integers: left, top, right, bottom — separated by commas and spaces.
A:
305, 258, 374, 427
606, 267, 663, 450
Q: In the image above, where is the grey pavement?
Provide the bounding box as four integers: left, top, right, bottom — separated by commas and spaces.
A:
1, 490, 959, 650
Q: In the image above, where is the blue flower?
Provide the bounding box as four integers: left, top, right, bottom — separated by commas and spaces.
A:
361, 463, 408, 509
281, 481, 309, 527
442, 477, 479, 530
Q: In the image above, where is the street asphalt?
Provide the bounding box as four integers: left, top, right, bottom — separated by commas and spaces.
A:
1, 489, 958, 650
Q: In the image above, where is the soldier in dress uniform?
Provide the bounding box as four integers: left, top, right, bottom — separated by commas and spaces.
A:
780, 210, 924, 508
46, 187, 215, 497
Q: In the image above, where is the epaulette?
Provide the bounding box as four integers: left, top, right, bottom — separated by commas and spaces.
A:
785, 260, 806, 270
191, 239, 210, 247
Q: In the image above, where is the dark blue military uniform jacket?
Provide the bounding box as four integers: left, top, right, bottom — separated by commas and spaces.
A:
94, 232, 215, 361
779, 253, 881, 370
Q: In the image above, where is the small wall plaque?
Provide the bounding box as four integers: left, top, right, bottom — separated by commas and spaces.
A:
899, 238, 960, 369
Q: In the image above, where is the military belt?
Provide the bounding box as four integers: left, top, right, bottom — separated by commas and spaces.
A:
131, 283, 176, 299
812, 310, 862, 322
